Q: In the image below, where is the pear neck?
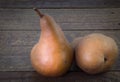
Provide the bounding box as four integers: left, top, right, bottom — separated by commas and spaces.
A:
40, 15, 58, 35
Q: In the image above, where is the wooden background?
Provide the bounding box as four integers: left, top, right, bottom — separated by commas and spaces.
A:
0, 0, 120, 82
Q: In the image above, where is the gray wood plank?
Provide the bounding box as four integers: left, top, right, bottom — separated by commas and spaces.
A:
0, 0, 120, 8
0, 30, 120, 71
0, 30, 120, 47
0, 8, 120, 30
0, 56, 33, 71
0, 72, 120, 82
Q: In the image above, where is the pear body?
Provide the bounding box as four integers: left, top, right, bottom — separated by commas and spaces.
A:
31, 15, 73, 77
73, 33, 118, 74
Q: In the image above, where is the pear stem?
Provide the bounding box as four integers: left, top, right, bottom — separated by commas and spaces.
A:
33, 8, 44, 18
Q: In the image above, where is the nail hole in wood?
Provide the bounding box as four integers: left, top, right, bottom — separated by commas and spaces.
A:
111, 12, 115, 14
118, 23, 120, 25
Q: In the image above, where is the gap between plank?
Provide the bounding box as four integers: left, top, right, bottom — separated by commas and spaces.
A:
0, 7, 120, 9
0, 29, 120, 31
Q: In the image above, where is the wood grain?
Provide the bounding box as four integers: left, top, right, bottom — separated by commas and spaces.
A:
0, 72, 120, 82
0, 8, 120, 30
0, 0, 120, 8
0, 30, 120, 71
0, 0, 120, 81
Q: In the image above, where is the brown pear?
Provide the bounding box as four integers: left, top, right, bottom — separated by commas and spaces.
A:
30, 8, 73, 77
73, 33, 118, 74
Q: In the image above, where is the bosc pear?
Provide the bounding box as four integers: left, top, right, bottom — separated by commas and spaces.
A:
72, 33, 118, 74
30, 8, 73, 77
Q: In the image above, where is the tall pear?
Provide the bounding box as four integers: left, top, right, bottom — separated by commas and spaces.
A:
30, 8, 73, 77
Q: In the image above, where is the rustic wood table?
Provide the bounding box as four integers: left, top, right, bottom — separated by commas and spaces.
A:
0, 0, 120, 82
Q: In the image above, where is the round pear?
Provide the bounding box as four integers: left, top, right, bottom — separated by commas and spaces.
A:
74, 33, 118, 74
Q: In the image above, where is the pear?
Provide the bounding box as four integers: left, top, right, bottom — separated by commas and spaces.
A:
73, 33, 118, 74
30, 8, 73, 77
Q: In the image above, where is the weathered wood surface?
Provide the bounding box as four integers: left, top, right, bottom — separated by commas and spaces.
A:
0, 72, 120, 82
0, 1, 120, 80
0, 0, 120, 8
0, 30, 120, 71
0, 8, 120, 30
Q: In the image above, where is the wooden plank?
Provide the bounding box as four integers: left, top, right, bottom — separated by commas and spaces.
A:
0, 72, 120, 82
0, 8, 120, 30
0, 30, 120, 71
0, 0, 120, 8
0, 30, 120, 47
0, 56, 33, 71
